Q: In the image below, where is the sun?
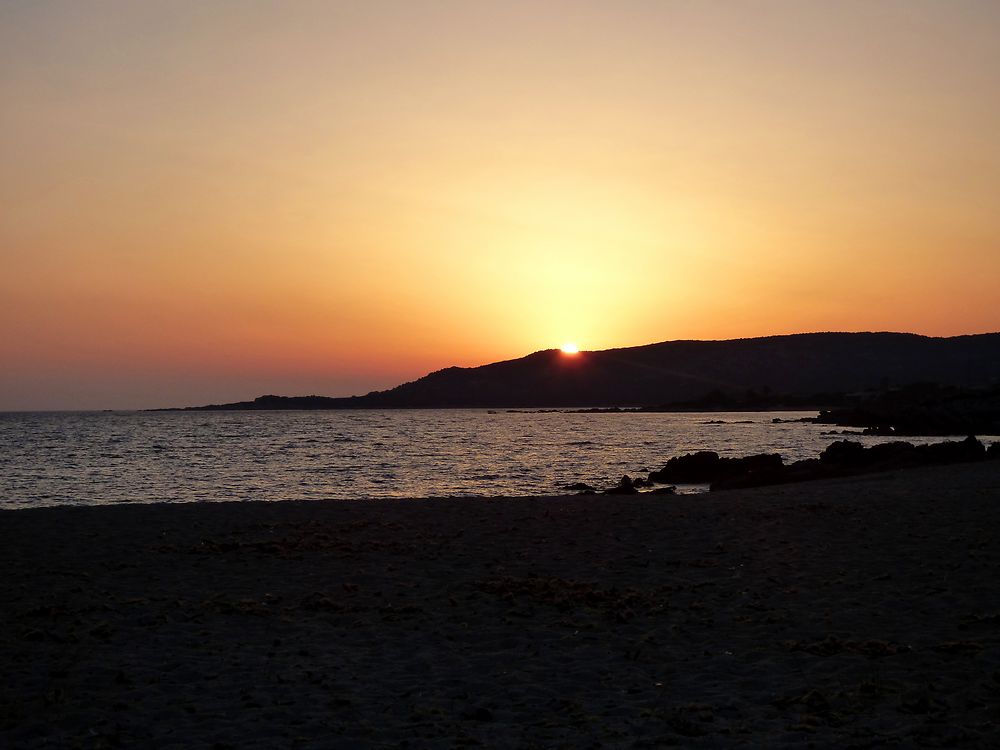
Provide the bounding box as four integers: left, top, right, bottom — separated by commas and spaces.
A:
560, 342, 580, 354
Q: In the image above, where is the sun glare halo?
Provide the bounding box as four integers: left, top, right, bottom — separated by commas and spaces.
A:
560, 343, 580, 354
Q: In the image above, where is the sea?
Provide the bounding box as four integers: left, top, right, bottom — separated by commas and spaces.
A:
1, 410, 993, 509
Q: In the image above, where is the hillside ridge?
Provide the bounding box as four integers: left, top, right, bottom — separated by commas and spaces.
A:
173, 331, 1000, 410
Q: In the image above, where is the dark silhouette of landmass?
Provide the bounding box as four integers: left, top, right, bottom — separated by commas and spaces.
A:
174, 332, 1000, 410
811, 382, 1000, 436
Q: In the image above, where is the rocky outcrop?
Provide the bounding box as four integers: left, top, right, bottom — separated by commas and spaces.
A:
564, 437, 998, 497
603, 475, 639, 495
636, 436, 998, 492
648, 452, 784, 486
710, 436, 993, 490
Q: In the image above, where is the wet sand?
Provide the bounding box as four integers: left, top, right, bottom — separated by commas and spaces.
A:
2, 462, 999, 748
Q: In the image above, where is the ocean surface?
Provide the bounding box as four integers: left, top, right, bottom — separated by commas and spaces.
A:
1, 410, 993, 509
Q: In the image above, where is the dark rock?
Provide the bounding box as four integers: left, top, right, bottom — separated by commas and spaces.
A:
709, 454, 786, 490
866, 441, 919, 466
783, 458, 822, 483
604, 475, 638, 495
917, 435, 985, 464
820, 440, 867, 466
648, 451, 785, 490
649, 451, 721, 483
736, 453, 784, 474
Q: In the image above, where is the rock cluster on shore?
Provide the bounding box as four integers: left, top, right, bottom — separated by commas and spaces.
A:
585, 436, 999, 494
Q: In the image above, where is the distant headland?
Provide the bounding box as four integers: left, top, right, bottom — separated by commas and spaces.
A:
165, 332, 1000, 415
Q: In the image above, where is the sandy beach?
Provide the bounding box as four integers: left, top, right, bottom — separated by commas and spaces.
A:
2, 462, 999, 748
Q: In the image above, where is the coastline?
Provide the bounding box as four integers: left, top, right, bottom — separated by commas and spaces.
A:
3, 462, 999, 747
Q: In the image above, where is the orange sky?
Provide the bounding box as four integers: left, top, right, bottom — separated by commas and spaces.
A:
3, 1, 999, 409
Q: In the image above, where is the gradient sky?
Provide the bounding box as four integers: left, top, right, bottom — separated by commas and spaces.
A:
3, 1, 999, 409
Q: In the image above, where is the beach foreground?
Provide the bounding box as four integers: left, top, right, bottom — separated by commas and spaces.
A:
2, 464, 999, 748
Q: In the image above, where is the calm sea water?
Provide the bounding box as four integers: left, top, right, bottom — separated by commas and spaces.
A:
0, 410, 993, 509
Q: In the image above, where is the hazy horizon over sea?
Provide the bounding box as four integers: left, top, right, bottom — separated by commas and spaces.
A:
2, 410, 995, 509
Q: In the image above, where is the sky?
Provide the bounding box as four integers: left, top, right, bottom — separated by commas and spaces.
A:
2, 1, 999, 409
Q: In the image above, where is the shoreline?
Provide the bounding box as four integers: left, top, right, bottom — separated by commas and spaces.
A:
3, 462, 999, 747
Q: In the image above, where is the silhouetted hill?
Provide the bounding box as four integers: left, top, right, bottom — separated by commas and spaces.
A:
180, 332, 1000, 410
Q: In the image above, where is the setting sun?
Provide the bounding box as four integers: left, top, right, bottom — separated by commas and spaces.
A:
2, 1, 1000, 413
